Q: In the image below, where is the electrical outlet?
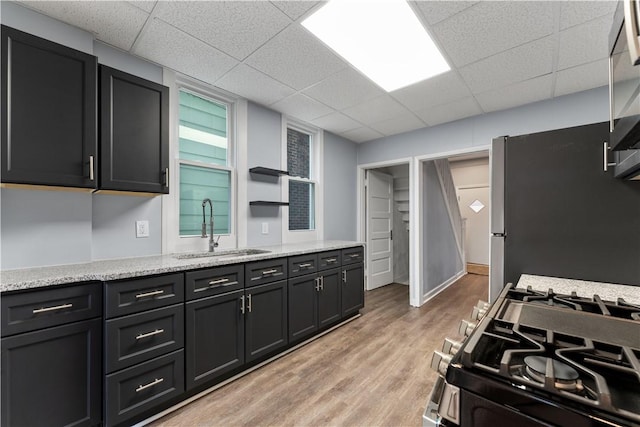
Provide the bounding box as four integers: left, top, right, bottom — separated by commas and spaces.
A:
261, 222, 269, 235
136, 220, 150, 238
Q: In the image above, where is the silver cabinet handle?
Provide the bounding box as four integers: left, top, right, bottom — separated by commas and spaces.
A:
136, 329, 164, 340
164, 167, 169, 187
326, 258, 337, 263
33, 303, 73, 314
315, 277, 320, 292
209, 278, 230, 286
320, 276, 324, 290
342, 270, 347, 283
247, 294, 252, 313
136, 289, 165, 299
603, 142, 616, 172
298, 263, 312, 268
349, 254, 359, 258
240, 295, 245, 314
262, 269, 278, 275
89, 155, 94, 181
136, 377, 163, 393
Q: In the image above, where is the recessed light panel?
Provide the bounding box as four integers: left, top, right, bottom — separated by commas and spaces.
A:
302, 0, 450, 92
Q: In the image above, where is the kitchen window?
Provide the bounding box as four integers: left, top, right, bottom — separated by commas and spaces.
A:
282, 119, 323, 242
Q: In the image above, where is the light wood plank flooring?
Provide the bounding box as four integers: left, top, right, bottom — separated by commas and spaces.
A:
152, 274, 487, 427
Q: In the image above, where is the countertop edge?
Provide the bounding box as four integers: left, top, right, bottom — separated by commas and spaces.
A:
1, 241, 364, 293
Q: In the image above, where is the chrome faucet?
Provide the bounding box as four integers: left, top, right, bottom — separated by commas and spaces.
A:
201, 198, 219, 252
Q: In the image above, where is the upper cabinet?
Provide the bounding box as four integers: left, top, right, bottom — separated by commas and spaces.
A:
1, 25, 97, 189
99, 65, 169, 194
0, 25, 170, 194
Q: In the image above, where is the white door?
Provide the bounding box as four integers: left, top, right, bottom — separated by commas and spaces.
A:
458, 186, 490, 265
366, 170, 394, 290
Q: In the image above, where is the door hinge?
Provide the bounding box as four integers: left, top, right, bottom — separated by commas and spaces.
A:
390, 230, 393, 240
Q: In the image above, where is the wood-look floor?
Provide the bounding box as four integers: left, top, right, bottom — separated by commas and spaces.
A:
152, 274, 488, 427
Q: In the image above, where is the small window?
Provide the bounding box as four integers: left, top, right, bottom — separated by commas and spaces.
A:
178, 90, 232, 236
287, 127, 316, 231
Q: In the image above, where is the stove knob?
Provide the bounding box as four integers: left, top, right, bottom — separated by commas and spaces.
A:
442, 337, 463, 355
430, 350, 453, 376
458, 319, 477, 337
471, 305, 487, 320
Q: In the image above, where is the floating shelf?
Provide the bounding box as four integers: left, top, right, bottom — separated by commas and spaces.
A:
249, 201, 289, 206
249, 167, 289, 177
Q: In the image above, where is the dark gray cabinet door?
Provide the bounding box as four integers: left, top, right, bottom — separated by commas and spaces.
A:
245, 280, 288, 362
185, 290, 245, 391
341, 263, 364, 318
99, 65, 169, 193
288, 274, 318, 342
1, 319, 102, 427
1, 25, 97, 188
318, 268, 341, 328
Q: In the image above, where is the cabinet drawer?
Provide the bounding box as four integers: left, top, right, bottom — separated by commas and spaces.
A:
105, 349, 184, 427
318, 251, 341, 271
105, 273, 184, 318
105, 304, 184, 373
185, 265, 244, 301
288, 254, 318, 278
1, 282, 102, 337
341, 246, 364, 265
245, 258, 287, 288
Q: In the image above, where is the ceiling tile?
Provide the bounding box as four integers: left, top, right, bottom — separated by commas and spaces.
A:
557, 14, 612, 70
432, 1, 555, 67
270, 1, 323, 21
369, 114, 427, 136
270, 93, 333, 122
342, 95, 411, 125
19, 1, 148, 50
245, 25, 347, 90
415, 97, 482, 126
459, 36, 555, 93
216, 64, 295, 107
554, 59, 609, 97
340, 127, 385, 144
411, 1, 478, 26
560, 1, 616, 30
475, 75, 553, 113
126, 1, 156, 13
303, 68, 385, 110
154, 1, 291, 61
392, 71, 472, 111
311, 112, 362, 134
132, 18, 238, 84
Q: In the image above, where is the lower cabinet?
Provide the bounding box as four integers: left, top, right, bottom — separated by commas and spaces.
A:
185, 289, 245, 391
245, 280, 288, 362
342, 262, 364, 318
288, 268, 341, 342
1, 318, 102, 427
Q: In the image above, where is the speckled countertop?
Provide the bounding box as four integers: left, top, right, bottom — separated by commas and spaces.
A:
0, 240, 364, 293
517, 274, 640, 305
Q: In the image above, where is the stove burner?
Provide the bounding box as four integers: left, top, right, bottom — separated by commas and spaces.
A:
522, 356, 583, 392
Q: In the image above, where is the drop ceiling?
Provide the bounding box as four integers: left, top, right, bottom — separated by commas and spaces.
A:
15, 1, 617, 143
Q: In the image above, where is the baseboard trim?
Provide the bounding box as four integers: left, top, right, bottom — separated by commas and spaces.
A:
420, 270, 465, 306
133, 313, 362, 427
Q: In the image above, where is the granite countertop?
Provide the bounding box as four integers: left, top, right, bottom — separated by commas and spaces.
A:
0, 240, 364, 293
517, 274, 640, 305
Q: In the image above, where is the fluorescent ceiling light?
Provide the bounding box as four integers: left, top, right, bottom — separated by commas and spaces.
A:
302, 0, 450, 92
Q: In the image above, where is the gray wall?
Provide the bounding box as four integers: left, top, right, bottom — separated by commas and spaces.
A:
357, 86, 608, 165
323, 132, 358, 241
423, 162, 462, 295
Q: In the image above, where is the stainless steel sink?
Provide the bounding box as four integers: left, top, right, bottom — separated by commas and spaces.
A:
174, 248, 271, 260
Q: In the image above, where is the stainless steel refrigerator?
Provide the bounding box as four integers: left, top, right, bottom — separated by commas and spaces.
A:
489, 122, 640, 301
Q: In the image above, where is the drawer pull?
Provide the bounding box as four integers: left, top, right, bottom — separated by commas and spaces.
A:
136, 290, 165, 299
32, 303, 73, 314
136, 377, 164, 392
349, 254, 360, 258
298, 263, 312, 268
208, 278, 230, 286
326, 258, 337, 263
136, 329, 164, 340
262, 269, 278, 275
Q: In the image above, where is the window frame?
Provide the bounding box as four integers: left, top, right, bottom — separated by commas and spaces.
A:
163, 72, 238, 254
281, 117, 323, 243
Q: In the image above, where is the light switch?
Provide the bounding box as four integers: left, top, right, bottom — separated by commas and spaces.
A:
261, 222, 269, 234
136, 220, 150, 238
